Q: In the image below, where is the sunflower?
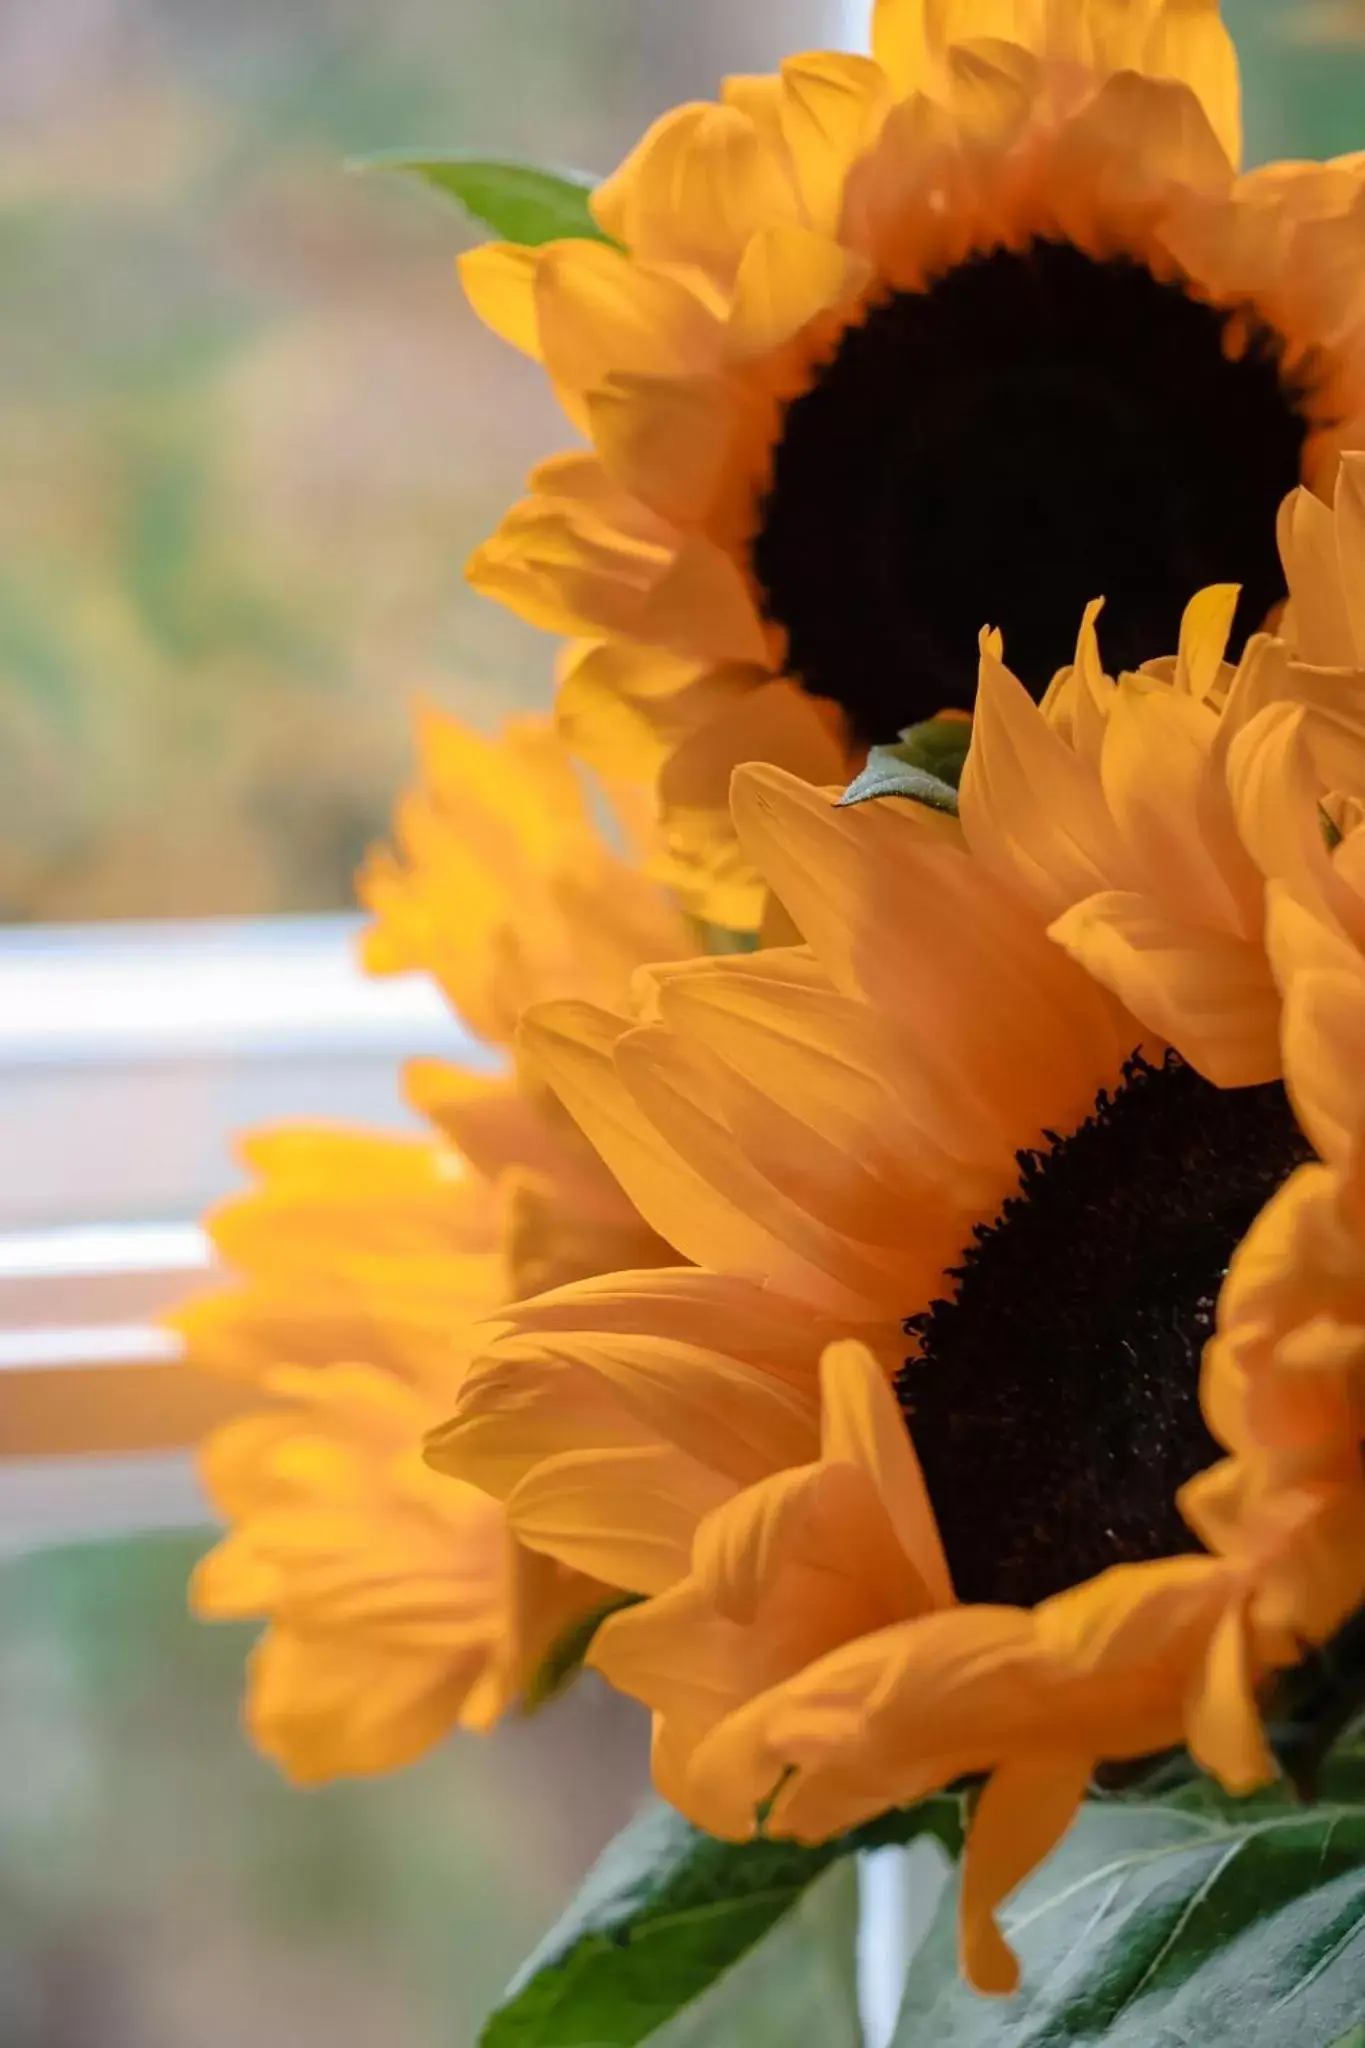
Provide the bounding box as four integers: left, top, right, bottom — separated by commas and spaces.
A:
359, 705, 692, 1044
462, 0, 1365, 922
428, 602, 1365, 1989
193, 1362, 595, 1781
178, 708, 691, 1780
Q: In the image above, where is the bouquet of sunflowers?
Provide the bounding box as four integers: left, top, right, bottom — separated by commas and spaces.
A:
178, 3, 1365, 2039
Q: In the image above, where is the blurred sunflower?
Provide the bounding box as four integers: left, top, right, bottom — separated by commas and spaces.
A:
429, 509, 1365, 1989
464, 0, 1365, 923
177, 709, 693, 1781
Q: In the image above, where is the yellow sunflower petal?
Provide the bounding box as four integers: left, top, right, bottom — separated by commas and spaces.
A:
660, 679, 847, 818
961, 634, 1126, 918
535, 241, 722, 429
504, 1443, 732, 1595
587, 370, 738, 529
486, 1325, 820, 1490
246, 1627, 491, 1784
1099, 683, 1257, 935
1277, 482, 1358, 668
469, 494, 679, 642
555, 639, 753, 784
1282, 963, 1365, 1172
1140, 0, 1242, 172
1174, 580, 1240, 701
192, 1528, 284, 1615
1334, 453, 1365, 664
458, 241, 543, 359
427, 1340, 655, 1501
959, 1755, 1092, 1995
613, 1020, 907, 1312
1225, 702, 1345, 920
728, 224, 873, 359
641, 536, 773, 664
778, 53, 892, 236
1184, 1595, 1277, 1793
1050, 891, 1277, 1085
592, 101, 802, 279
944, 38, 1041, 149
820, 1340, 954, 1607
518, 998, 808, 1286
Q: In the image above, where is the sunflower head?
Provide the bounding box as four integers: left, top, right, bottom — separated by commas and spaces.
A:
359, 705, 694, 1041
463, 0, 1365, 920
179, 707, 705, 1781
427, 570, 1365, 1991
193, 1361, 600, 1781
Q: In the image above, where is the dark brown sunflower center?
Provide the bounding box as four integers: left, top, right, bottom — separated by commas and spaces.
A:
897, 1052, 1314, 1610
752, 241, 1314, 743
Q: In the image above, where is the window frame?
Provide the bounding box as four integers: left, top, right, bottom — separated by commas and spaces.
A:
0, 913, 480, 1485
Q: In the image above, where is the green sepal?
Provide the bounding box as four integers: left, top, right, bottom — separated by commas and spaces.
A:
837, 749, 960, 814
1263, 1605, 1365, 1800
837, 717, 970, 814
479, 1793, 963, 2048
897, 715, 973, 789
348, 153, 614, 246
521, 1593, 644, 1714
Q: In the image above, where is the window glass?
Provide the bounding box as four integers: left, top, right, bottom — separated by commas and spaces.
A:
0, 0, 843, 923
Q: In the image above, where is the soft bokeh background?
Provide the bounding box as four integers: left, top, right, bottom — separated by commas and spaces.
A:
0, 1531, 652, 2048
3, 2, 1365, 2043
0, 0, 844, 922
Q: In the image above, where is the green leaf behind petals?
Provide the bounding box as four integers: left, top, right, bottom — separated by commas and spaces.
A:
838, 715, 970, 813
480, 1794, 963, 2048
897, 716, 972, 789
350, 153, 611, 245
891, 1774, 1365, 2046
646, 1859, 862, 2048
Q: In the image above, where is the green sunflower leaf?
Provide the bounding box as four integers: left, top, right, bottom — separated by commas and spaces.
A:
642, 1859, 862, 2048
479, 1793, 963, 2048
890, 1771, 1365, 2046
349, 153, 612, 246
896, 715, 973, 790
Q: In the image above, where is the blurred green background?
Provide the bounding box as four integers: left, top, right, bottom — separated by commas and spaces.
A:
2, 3, 1364, 2044
0, 1527, 652, 2047
0, 0, 840, 920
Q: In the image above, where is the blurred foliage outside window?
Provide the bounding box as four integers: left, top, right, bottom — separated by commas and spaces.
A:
0, 0, 824, 919
0, 1530, 651, 2047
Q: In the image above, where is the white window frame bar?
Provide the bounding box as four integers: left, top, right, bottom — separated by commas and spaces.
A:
0, 914, 484, 1467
